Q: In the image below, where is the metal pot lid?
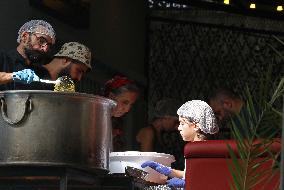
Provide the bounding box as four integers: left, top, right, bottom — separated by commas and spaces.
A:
0, 90, 116, 106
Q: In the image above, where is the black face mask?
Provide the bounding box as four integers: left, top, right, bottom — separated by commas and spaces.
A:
24, 47, 46, 63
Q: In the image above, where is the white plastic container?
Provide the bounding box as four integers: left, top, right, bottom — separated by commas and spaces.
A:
109, 151, 175, 184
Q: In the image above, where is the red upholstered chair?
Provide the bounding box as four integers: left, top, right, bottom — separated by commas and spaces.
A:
184, 139, 280, 190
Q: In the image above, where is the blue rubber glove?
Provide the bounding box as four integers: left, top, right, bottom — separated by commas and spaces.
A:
167, 177, 185, 188
12, 69, 40, 84
141, 161, 172, 176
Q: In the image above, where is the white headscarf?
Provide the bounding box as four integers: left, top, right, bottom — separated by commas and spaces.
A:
177, 100, 219, 134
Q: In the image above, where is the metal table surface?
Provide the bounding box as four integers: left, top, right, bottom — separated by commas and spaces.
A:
0, 166, 135, 190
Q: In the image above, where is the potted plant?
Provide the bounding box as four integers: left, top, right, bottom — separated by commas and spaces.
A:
227, 62, 283, 190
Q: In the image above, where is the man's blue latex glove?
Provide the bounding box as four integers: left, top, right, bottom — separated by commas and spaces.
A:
141, 161, 172, 176
167, 177, 185, 188
12, 69, 40, 84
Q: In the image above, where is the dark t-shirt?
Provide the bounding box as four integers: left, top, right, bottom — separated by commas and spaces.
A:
0, 49, 53, 90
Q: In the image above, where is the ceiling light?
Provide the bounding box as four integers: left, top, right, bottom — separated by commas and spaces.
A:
224, 0, 229, 5
277, 6, 283, 11
250, 3, 256, 9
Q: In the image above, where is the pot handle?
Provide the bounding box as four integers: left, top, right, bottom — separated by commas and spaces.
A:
0, 97, 32, 125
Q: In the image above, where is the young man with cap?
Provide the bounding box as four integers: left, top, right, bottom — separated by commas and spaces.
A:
42, 41, 91, 81
31, 41, 92, 90
44, 41, 91, 81
0, 19, 56, 90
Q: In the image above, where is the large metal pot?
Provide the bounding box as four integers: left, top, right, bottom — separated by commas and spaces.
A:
0, 90, 116, 174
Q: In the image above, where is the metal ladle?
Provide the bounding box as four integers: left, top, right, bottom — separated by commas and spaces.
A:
38, 79, 60, 84
38, 76, 75, 92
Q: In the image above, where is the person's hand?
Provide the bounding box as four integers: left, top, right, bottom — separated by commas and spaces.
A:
166, 177, 185, 188
12, 69, 40, 84
141, 161, 172, 176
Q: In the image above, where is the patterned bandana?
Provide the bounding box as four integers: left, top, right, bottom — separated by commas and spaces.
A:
104, 76, 133, 95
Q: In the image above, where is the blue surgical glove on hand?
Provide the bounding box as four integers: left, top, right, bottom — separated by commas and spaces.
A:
141, 161, 172, 176
167, 177, 185, 188
12, 69, 40, 84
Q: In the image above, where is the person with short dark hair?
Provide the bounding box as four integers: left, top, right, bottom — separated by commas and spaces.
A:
208, 87, 281, 139
208, 88, 244, 125
207, 88, 244, 139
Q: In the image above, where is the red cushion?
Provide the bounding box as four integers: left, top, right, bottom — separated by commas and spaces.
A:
184, 139, 281, 190
184, 139, 281, 158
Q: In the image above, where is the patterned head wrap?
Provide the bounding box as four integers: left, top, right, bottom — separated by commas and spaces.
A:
17, 20, 56, 44
104, 75, 134, 96
177, 100, 219, 134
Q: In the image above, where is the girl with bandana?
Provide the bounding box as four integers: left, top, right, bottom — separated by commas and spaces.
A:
103, 75, 140, 151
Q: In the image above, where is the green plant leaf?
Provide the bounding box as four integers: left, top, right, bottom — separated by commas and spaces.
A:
228, 82, 282, 190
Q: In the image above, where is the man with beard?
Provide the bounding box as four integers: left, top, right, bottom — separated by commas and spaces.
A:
208, 88, 244, 139
0, 19, 56, 90
37, 41, 92, 90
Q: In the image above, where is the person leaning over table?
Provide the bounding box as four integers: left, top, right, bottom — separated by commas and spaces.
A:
30, 42, 92, 90
0, 19, 56, 90
141, 100, 219, 189
102, 75, 140, 151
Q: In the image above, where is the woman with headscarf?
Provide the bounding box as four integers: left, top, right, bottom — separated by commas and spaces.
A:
103, 75, 140, 151
141, 100, 219, 189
